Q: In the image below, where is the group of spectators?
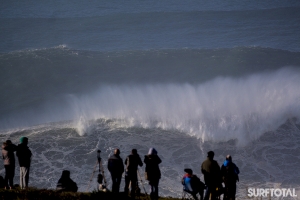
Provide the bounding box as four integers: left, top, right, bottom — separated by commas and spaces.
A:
2, 137, 239, 200
1, 137, 32, 190
1, 137, 161, 200
182, 151, 240, 200
107, 147, 161, 200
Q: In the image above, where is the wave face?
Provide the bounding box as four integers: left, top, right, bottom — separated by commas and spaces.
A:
1, 48, 300, 139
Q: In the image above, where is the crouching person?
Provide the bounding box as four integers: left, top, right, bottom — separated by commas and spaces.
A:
56, 170, 78, 192
182, 168, 205, 200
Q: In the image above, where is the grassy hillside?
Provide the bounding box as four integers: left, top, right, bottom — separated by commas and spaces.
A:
0, 188, 181, 200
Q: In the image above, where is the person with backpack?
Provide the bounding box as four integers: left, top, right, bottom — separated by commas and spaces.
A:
124, 149, 143, 198
220, 155, 239, 200
182, 168, 205, 200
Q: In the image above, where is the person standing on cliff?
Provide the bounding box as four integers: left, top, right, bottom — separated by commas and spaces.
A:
201, 151, 221, 200
124, 149, 143, 198
144, 148, 162, 200
2, 140, 17, 189
107, 148, 124, 193
220, 155, 239, 200
16, 137, 32, 189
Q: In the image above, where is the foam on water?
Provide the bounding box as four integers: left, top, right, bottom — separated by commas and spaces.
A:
1, 117, 300, 199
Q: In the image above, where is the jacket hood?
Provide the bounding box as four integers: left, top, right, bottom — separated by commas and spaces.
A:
223, 159, 231, 167
148, 148, 157, 155
110, 154, 121, 159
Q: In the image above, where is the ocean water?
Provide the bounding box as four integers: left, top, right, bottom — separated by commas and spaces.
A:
1, 1, 300, 199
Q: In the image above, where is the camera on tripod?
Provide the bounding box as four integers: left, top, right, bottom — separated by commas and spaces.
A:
97, 150, 107, 192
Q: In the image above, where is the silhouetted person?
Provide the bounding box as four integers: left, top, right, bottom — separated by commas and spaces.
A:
2, 140, 17, 189
108, 148, 124, 193
182, 168, 205, 200
124, 149, 143, 198
201, 151, 221, 200
16, 137, 32, 189
221, 155, 239, 200
144, 148, 161, 200
56, 170, 78, 192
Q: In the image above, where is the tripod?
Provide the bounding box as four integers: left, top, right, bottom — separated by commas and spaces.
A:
86, 150, 107, 192
137, 169, 150, 200
97, 150, 107, 190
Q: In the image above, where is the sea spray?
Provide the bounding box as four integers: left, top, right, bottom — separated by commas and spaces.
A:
1, 67, 300, 145
68, 67, 300, 145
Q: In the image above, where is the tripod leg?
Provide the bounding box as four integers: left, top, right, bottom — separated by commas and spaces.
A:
137, 169, 150, 200
86, 160, 99, 192
98, 158, 108, 191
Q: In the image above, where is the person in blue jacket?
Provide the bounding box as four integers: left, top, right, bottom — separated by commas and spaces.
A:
220, 155, 239, 200
182, 168, 205, 200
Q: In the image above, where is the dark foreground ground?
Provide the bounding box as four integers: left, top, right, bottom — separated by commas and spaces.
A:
0, 188, 181, 200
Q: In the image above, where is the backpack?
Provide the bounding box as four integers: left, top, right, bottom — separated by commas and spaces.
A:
191, 175, 205, 192
222, 163, 239, 183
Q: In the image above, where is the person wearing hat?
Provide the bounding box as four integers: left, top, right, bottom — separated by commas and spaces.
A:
182, 168, 205, 200
220, 155, 239, 200
16, 137, 32, 189
201, 151, 221, 200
